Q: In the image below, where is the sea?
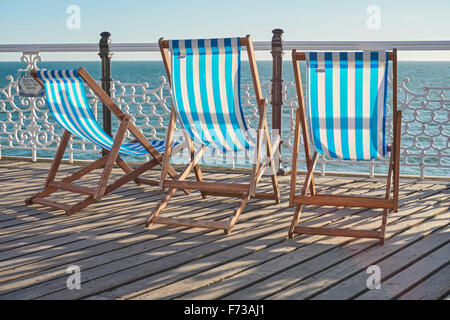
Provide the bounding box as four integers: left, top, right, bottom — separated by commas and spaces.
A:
0, 61, 449, 176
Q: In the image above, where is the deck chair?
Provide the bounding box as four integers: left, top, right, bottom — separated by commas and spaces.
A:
288, 49, 402, 244
145, 35, 281, 234
25, 68, 183, 215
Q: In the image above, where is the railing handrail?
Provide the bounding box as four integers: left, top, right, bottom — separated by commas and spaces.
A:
1, 40, 450, 53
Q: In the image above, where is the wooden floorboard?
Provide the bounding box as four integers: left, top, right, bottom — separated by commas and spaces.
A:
0, 160, 448, 300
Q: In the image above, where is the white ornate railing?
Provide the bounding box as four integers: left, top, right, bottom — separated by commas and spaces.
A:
1, 42, 449, 179
281, 78, 450, 179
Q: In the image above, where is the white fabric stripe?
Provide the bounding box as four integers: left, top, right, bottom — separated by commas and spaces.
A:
332, 52, 343, 159
204, 39, 230, 150
316, 52, 329, 157
362, 53, 371, 159
347, 53, 357, 160
217, 39, 244, 151
191, 40, 218, 150
377, 52, 386, 156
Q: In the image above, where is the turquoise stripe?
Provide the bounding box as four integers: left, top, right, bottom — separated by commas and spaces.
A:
324, 52, 336, 158
339, 52, 350, 160
308, 52, 324, 154
369, 52, 379, 159
354, 52, 364, 161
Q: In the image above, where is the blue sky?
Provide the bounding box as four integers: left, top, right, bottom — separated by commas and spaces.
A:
1, 0, 449, 60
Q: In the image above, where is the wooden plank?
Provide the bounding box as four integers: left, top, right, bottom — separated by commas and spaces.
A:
0, 175, 314, 298
0, 185, 376, 300
293, 226, 382, 239
268, 206, 450, 300
47, 181, 96, 196
0, 190, 254, 289
0, 171, 243, 240
118, 181, 431, 299
204, 190, 277, 201
1, 160, 448, 301
163, 180, 250, 193
30, 197, 70, 212
294, 194, 395, 209
180, 195, 449, 300
0, 180, 380, 248
151, 217, 227, 230
398, 263, 450, 300
0, 195, 260, 292
135, 178, 159, 186
1, 202, 278, 299
356, 242, 450, 300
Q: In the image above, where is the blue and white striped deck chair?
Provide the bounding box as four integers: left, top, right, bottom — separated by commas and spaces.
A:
145, 35, 281, 234
289, 49, 402, 244
26, 67, 183, 216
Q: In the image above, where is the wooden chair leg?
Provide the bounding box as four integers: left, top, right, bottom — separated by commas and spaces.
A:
66, 196, 95, 216
25, 130, 71, 205
379, 208, 389, 245
288, 205, 303, 239
45, 130, 71, 186
159, 107, 176, 189
145, 145, 206, 228
94, 116, 130, 200
190, 138, 207, 199
193, 165, 207, 199
224, 193, 251, 234
393, 111, 402, 212
145, 187, 177, 228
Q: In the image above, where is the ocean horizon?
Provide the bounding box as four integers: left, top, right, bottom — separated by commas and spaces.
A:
0, 60, 449, 176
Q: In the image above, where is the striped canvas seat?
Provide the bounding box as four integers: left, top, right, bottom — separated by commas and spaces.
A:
169, 38, 255, 152
306, 51, 389, 161
36, 69, 169, 156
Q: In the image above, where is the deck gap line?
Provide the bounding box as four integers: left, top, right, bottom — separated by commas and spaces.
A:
182, 194, 449, 301
349, 238, 450, 300
124, 183, 428, 300
263, 207, 450, 301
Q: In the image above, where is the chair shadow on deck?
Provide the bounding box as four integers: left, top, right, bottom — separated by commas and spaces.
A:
0, 161, 448, 300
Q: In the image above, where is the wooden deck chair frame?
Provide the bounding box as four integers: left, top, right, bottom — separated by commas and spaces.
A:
25, 67, 183, 216
145, 35, 281, 234
288, 49, 402, 245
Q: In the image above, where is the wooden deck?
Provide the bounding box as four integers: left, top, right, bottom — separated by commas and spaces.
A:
0, 160, 448, 300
